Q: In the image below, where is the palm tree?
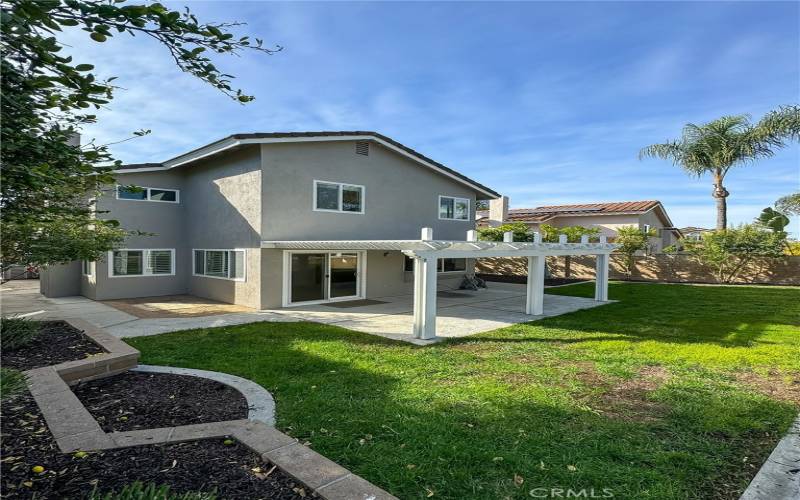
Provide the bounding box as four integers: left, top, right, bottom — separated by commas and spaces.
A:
639, 105, 800, 230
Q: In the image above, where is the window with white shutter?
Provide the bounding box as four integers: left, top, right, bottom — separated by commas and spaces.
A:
109, 249, 174, 277
193, 249, 246, 281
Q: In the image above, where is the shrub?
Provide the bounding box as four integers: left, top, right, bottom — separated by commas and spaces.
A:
477, 222, 532, 242
91, 483, 217, 500
682, 224, 787, 283
1, 317, 40, 350
0, 368, 27, 400
614, 226, 658, 276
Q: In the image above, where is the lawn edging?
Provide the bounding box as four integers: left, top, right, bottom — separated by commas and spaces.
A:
740, 414, 800, 500
22, 318, 398, 500
132, 364, 276, 425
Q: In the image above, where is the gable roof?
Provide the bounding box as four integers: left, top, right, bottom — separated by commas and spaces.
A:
115, 131, 500, 198
478, 200, 675, 227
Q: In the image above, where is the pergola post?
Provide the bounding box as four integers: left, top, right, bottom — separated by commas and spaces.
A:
412, 256, 438, 340
526, 255, 545, 315
594, 253, 609, 301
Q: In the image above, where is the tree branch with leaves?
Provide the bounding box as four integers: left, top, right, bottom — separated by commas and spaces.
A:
0, 0, 280, 270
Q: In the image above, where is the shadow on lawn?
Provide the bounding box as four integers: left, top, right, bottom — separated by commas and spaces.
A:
129, 322, 796, 500
462, 282, 800, 348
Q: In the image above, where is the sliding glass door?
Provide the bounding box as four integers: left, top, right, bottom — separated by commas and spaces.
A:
288, 252, 362, 305
290, 253, 327, 303
329, 253, 359, 299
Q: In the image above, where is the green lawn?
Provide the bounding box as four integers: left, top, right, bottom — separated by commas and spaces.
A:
127, 282, 800, 499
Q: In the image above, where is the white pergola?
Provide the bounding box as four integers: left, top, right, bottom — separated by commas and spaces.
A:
263, 228, 616, 340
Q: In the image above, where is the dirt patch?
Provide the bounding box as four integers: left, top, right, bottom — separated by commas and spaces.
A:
1, 321, 105, 371
72, 371, 249, 432
575, 364, 671, 423
733, 370, 800, 405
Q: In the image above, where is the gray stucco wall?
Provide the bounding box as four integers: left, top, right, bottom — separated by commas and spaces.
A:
91, 170, 187, 300
183, 147, 262, 309
260, 141, 479, 241
40, 262, 81, 298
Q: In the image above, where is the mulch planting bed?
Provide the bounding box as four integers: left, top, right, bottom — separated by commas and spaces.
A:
1, 321, 105, 371
1, 390, 311, 499
73, 372, 249, 432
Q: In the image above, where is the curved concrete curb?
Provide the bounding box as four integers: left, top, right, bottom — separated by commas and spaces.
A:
24, 320, 398, 499
132, 364, 275, 426
740, 414, 800, 500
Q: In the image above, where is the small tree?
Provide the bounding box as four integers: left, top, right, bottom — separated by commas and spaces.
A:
755, 207, 790, 233
615, 225, 657, 276
477, 222, 532, 242
682, 224, 787, 283
538, 224, 600, 278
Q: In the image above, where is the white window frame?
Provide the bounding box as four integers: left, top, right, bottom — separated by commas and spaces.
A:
403, 256, 468, 274
116, 185, 180, 204
82, 260, 94, 277
438, 195, 470, 221
192, 248, 247, 282
107, 249, 175, 278
281, 250, 367, 307
312, 180, 365, 214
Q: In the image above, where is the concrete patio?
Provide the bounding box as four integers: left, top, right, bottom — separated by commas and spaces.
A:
265, 281, 608, 344
1, 280, 611, 345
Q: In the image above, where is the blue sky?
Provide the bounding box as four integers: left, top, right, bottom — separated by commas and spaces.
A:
64, 1, 799, 235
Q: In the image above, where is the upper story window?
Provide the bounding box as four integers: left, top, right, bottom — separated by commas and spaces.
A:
109, 249, 175, 277
313, 180, 364, 214
117, 185, 180, 203
193, 249, 246, 281
439, 196, 470, 220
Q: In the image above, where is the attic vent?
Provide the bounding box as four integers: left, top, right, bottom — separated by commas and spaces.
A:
355, 140, 369, 156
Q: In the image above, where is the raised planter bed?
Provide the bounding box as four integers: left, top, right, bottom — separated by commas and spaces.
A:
2, 318, 396, 500
1, 390, 311, 499
73, 371, 249, 432
1, 320, 104, 371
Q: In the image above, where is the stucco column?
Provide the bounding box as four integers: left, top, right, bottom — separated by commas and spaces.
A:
412, 256, 424, 338
412, 256, 438, 340
594, 253, 609, 301
525, 255, 545, 315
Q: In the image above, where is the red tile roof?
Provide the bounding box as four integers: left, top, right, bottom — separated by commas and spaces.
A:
506, 201, 663, 223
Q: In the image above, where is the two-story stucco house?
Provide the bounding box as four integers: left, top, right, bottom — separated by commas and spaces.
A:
41, 132, 500, 310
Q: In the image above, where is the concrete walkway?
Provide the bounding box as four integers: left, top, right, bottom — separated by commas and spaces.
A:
1, 280, 610, 344
1, 280, 295, 338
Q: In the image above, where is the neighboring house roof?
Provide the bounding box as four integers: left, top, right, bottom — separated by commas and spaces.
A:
479, 200, 675, 228
679, 226, 712, 234
115, 131, 500, 198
